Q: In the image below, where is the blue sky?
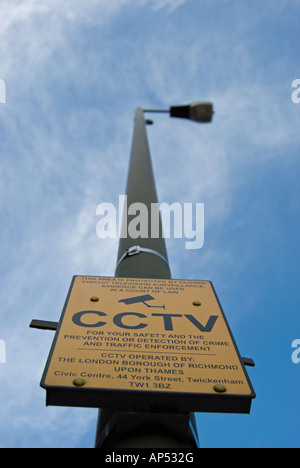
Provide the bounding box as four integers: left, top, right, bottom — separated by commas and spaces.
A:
0, 0, 299, 448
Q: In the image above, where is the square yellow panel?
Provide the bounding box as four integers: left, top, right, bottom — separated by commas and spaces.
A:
41, 276, 255, 413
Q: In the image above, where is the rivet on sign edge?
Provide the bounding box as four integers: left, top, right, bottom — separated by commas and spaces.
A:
214, 384, 227, 393
193, 300, 201, 306
90, 296, 99, 302
73, 378, 85, 387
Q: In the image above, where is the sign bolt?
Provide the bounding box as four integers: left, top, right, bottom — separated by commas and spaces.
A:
73, 378, 86, 387
214, 384, 227, 393
90, 296, 99, 302
193, 300, 201, 306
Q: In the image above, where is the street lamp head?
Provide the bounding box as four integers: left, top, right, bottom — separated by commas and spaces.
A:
170, 102, 214, 123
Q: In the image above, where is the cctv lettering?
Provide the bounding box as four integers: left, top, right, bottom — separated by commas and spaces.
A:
72, 310, 218, 333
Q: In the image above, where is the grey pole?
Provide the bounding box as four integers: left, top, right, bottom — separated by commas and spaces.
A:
115, 107, 170, 280
95, 108, 199, 448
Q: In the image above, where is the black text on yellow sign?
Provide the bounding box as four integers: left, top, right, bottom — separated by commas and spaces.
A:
41, 276, 255, 414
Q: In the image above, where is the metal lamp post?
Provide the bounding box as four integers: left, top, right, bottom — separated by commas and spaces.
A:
31, 100, 255, 448
95, 103, 214, 448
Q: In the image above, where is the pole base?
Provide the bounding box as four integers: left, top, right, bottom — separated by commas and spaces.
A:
95, 410, 199, 448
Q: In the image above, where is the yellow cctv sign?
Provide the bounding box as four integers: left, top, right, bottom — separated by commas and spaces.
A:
41, 276, 255, 413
